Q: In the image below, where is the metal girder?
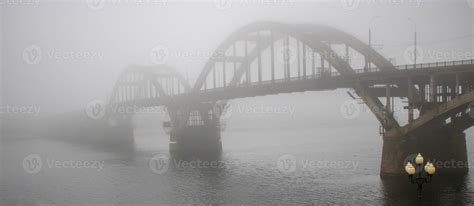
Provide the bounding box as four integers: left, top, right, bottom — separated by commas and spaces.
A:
109, 65, 191, 105
190, 22, 401, 131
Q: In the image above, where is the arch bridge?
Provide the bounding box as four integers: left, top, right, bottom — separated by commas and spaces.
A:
103, 22, 474, 176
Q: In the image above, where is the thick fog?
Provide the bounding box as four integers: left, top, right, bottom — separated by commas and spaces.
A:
1, 1, 474, 205
2, 0, 472, 119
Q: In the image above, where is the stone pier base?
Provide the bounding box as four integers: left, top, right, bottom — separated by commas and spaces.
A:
381, 129, 468, 177
169, 125, 222, 156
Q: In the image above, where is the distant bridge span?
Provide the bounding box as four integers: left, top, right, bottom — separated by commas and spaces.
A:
103, 22, 474, 176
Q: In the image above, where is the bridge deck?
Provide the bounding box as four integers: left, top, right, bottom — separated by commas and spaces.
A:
116, 60, 474, 108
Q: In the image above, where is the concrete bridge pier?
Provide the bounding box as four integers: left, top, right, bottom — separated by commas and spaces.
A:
168, 106, 222, 157
169, 125, 222, 156
381, 128, 468, 177
105, 115, 135, 145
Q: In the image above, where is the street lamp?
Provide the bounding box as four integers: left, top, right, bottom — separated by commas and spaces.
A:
408, 18, 417, 68
405, 153, 436, 199
367, 16, 381, 72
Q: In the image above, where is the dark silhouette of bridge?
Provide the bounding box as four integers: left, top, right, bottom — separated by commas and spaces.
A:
93, 22, 474, 177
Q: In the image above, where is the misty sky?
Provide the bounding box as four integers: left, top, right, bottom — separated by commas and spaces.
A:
1, 0, 473, 129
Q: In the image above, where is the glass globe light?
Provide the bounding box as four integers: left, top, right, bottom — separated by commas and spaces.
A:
415, 153, 424, 165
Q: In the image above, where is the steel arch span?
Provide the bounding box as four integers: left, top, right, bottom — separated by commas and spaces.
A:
191, 21, 412, 132
109, 64, 191, 107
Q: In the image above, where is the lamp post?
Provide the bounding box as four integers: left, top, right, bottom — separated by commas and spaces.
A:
408, 18, 417, 68
367, 16, 381, 72
405, 153, 436, 199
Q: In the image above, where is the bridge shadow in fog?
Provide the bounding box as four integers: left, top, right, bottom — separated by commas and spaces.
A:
381, 175, 469, 205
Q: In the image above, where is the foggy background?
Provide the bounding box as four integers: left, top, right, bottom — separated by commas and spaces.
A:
1, 1, 474, 205
0, 0, 471, 135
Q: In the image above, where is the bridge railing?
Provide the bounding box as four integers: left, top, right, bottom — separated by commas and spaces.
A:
371, 59, 474, 72
196, 59, 474, 94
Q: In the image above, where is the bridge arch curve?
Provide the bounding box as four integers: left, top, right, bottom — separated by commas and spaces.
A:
191, 21, 403, 130
109, 64, 191, 106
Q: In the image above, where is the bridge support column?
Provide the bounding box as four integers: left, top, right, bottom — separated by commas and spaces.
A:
168, 107, 222, 156
169, 125, 222, 156
381, 128, 468, 177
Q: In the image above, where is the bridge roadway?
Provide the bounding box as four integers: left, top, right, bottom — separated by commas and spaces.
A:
115, 59, 474, 108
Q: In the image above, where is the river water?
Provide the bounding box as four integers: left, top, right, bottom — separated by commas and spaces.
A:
1, 125, 474, 205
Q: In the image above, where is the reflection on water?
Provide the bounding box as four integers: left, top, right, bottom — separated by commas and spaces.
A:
1, 127, 474, 205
